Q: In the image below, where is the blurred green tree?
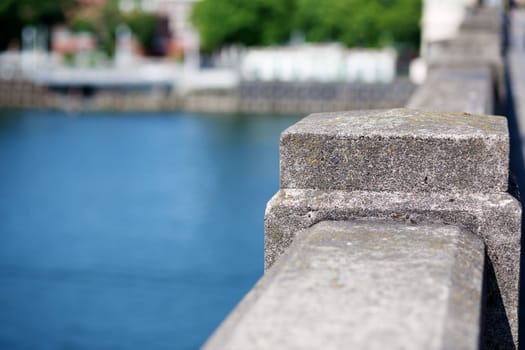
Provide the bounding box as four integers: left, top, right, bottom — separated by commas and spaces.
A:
0, 0, 75, 50
191, 0, 421, 51
296, 0, 421, 48
191, 0, 296, 52
70, 0, 156, 56
0, 0, 156, 56
124, 10, 157, 52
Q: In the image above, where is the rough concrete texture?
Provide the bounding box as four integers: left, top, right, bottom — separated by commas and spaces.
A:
407, 66, 494, 115
206, 220, 485, 350
265, 189, 520, 348
280, 108, 508, 193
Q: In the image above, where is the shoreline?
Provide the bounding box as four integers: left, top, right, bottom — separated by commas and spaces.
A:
0, 78, 416, 114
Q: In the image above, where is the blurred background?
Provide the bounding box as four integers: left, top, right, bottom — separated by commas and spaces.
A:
0, 0, 513, 349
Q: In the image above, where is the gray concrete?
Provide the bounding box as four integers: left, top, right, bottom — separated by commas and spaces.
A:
205, 220, 485, 350
269, 107, 520, 347
427, 32, 502, 68
265, 188, 520, 348
280, 108, 508, 193
407, 65, 494, 115
460, 7, 502, 33
425, 29, 504, 100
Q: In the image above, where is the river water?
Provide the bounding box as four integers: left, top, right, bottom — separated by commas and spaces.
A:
0, 109, 301, 350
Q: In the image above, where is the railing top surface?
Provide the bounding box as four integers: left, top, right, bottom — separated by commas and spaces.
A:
282, 108, 506, 138
205, 220, 485, 350
280, 108, 509, 193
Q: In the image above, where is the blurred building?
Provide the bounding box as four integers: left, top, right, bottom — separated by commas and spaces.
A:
51, 27, 96, 55
241, 44, 397, 83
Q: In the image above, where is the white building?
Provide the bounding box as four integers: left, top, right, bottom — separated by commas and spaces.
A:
241, 44, 397, 83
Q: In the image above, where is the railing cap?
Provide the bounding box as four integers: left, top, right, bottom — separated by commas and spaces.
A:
280, 108, 508, 192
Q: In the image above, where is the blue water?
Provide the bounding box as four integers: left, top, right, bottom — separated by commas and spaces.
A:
0, 109, 301, 350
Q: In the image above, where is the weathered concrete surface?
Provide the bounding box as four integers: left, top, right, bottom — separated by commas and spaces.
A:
425, 29, 505, 101
427, 32, 502, 68
407, 66, 494, 115
265, 189, 520, 348
280, 108, 508, 193
206, 220, 485, 350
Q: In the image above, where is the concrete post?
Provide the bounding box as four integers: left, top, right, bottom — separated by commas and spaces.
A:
265, 108, 521, 348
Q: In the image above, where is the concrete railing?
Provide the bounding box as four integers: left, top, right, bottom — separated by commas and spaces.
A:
204, 7, 521, 350
207, 219, 486, 350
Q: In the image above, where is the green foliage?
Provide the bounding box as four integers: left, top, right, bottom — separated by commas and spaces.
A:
0, 0, 157, 56
76, 0, 156, 56
296, 0, 421, 48
123, 10, 156, 51
70, 16, 96, 34
191, 0, 421, 51
191, 0, 296, 52
63, 51, 75, 66
0, 0, 75, 50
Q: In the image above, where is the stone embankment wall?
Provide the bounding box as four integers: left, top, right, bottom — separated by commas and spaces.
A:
0, 78, 49, 108
185, 79, 416, 114
204, 6, 522, 350
0, 77, 415, 114
0, 79, 181, 111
